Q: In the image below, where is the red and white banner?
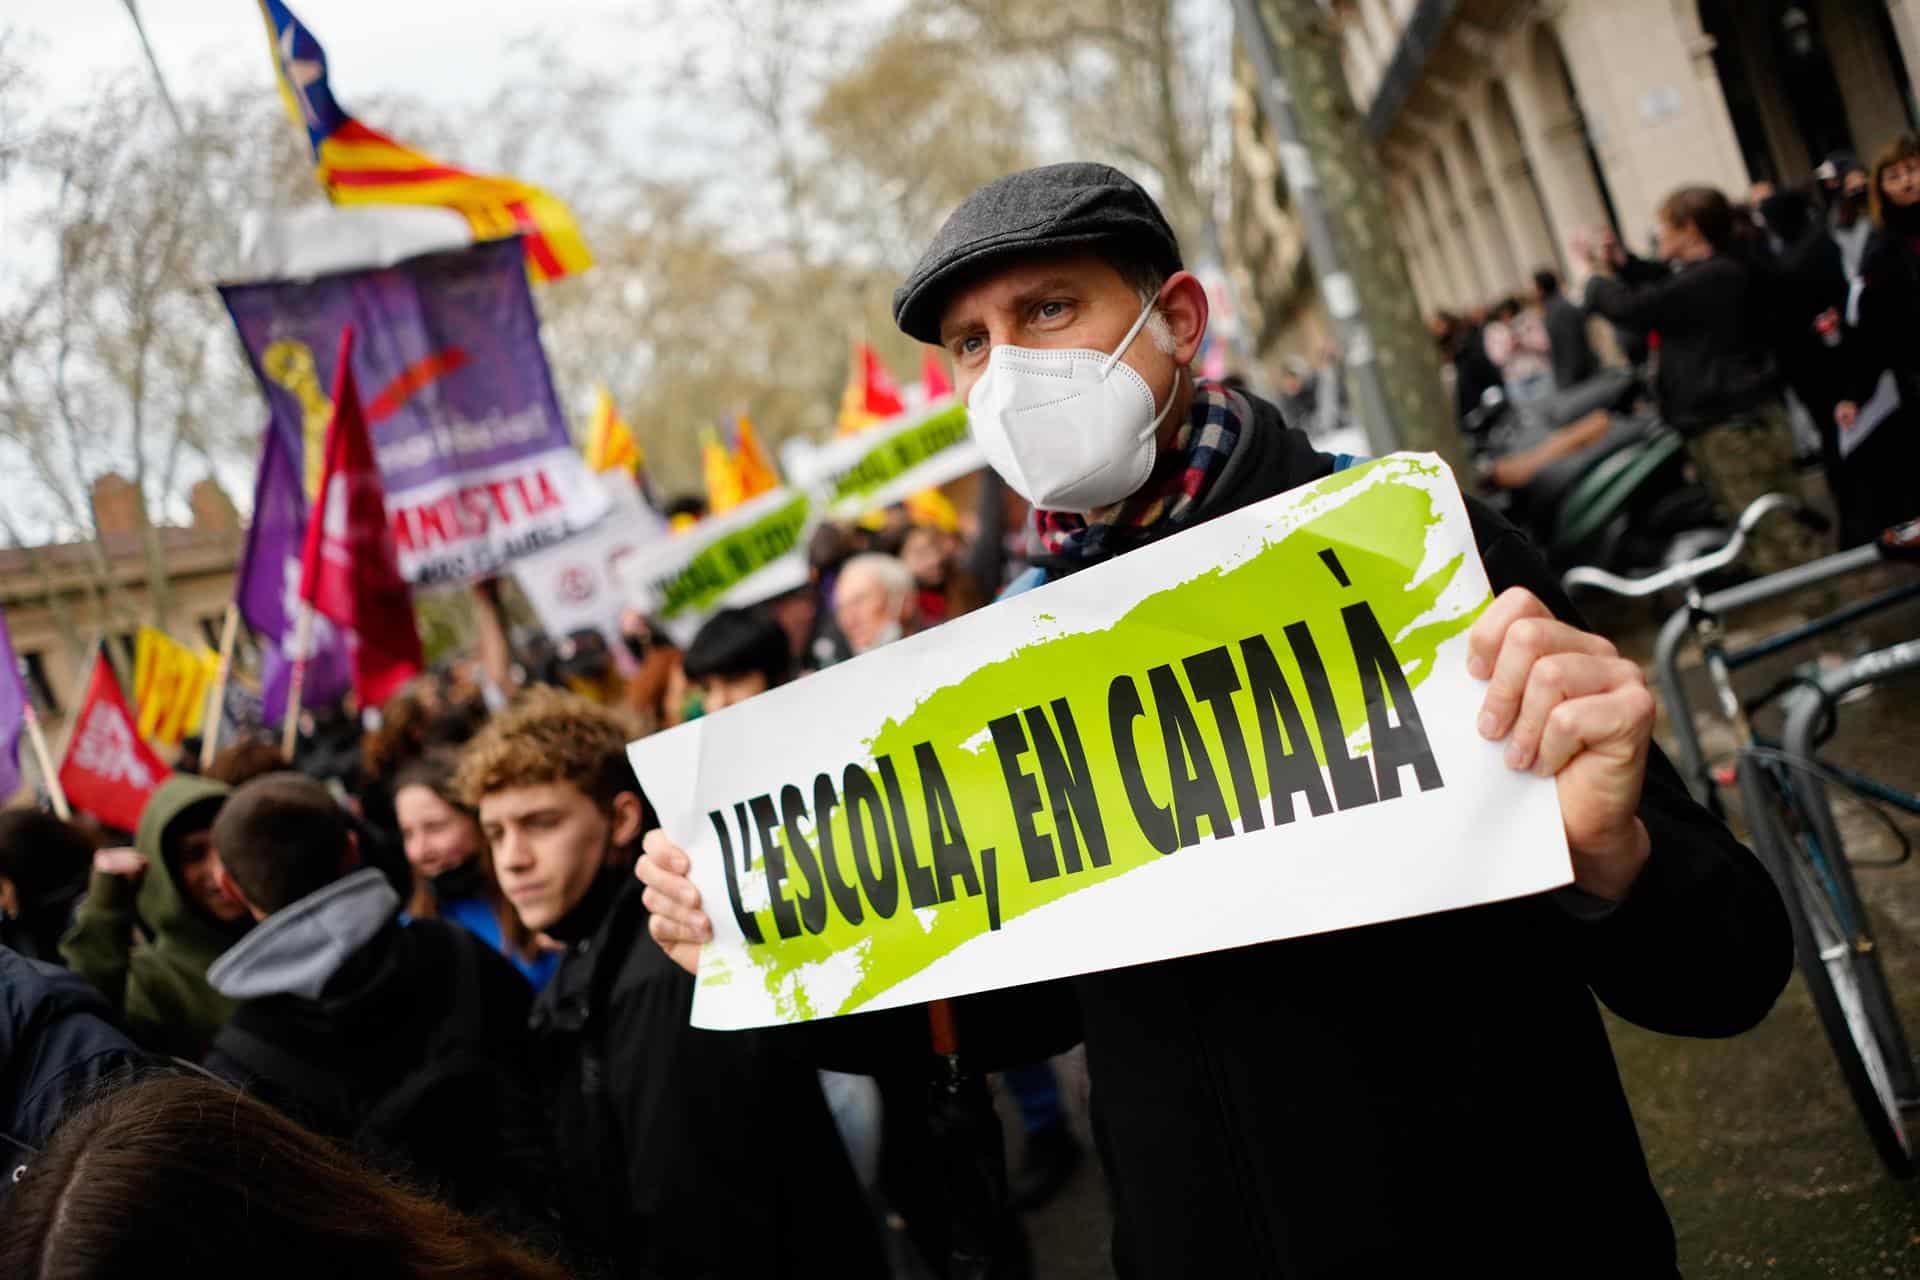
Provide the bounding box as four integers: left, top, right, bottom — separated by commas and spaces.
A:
59, 652, 169, 832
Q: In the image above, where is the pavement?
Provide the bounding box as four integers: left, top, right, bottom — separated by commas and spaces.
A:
1002, 568, 1920, 1277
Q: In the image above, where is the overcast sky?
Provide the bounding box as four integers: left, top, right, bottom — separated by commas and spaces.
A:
11, 0, 640, 115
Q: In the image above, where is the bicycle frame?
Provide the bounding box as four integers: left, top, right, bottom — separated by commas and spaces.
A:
1653, 543, 1920, 805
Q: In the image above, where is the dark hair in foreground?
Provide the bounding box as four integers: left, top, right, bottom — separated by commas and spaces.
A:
0, 808, 94, 899
0, 1076, 569, 1280
210, 772, 353, 915
682, 608, 793, 687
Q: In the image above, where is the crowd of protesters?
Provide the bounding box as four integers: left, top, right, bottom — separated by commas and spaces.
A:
1429, 134, 1920, 566
0, 155, 1841, 1278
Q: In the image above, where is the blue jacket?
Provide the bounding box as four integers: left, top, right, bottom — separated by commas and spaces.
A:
440, 894, 559, 990
1, 946, 146, 1188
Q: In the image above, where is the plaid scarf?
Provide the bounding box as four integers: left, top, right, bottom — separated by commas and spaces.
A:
1033, 380, 1247, 567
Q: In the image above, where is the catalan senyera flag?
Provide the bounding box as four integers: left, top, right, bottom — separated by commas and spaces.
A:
259, 0, 592, 283
584, 386, 643, 475
131, 627, 219, 748
701, 428, 747, 516
836, 342, 907, 435
732, 415, 779, 502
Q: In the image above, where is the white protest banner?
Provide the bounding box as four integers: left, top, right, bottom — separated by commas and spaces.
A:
612, 486, 814, 646
783, 396, 984, 521
628, 454, 1572, 1030
512, 473, 669, 654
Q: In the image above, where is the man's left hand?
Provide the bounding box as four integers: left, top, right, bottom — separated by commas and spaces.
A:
1468, 587, 1654, 902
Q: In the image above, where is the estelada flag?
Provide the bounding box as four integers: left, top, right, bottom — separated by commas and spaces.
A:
583, 386, 642, 475
258, 0, 592, 283
732, 414, 779, 501
921, 347, 953, 399
298, 327, 425, 709
836, 342, 907, 435
59, 651, 169, 833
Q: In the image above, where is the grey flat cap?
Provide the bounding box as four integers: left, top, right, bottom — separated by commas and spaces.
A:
891, 162, 1183, 343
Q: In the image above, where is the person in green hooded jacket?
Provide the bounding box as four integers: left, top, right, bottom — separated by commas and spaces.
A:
60, 776, 252, 1059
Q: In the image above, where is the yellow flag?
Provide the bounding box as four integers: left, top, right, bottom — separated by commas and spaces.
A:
732, 415, 779, 500
702, 429, 746, 515
132, 627, 219, 747
584, 386, 642, 474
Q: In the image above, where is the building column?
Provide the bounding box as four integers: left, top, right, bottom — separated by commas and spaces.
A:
1438, 127, 1517, 299
1387, 188, 1438, 318
1418, 154, 1484, 308
1504, 32, 1618, 279
1467, 90, 1562, 281
1891, 0, 1920, 102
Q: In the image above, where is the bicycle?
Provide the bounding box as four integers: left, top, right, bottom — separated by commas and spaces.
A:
1564, 496, 1920, 1177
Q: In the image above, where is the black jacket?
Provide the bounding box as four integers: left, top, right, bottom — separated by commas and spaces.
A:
1, 947, 145, 1188
530, 872, 886, 1280
206, 916, 546, 1224
803, 397, 1792, 1277
1585, 253, 1781, 432
1543, 292, 1598, 390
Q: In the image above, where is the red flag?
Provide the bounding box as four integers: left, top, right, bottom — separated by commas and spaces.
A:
921, 347, 953, 399
59, 652, 169, 832
298, 326, 424, 709
837, 342, 907, 435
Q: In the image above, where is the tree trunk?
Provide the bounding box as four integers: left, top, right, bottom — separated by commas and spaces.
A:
1252, 0, 1461, 470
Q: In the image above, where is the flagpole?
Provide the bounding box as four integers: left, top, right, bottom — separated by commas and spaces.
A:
199, 603, 241, 771
23, 705, 69, 820
280, 604, 314, 761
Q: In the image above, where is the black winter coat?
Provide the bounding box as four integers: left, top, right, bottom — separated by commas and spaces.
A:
205, 918, 547, 1226
798, 397, 1793, 1278
1585, 253, 1781, 432
1, 946, 145, 1188
530, 873, 887, 1280
1543, 292, 1598, 390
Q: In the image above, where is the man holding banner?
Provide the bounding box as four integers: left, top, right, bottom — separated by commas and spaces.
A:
636, 164, 1791, 1276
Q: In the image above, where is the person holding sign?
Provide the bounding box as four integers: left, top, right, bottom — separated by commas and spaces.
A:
637, 164, 1791, 1277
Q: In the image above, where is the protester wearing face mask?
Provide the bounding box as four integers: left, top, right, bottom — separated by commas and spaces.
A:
1585, 185, 1823, 573
640, 163, 1791, 1277
60, 777, 252, 1059
1831, 135, 1920, 538
832, 552, 917, 654
394, 750, 556, 988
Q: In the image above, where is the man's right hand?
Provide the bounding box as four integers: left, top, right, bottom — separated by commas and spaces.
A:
637, 829, 710, 975
1836, 401, 1860, 431
93, 848, 148, 881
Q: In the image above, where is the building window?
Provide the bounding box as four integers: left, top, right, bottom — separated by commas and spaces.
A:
21, 652, 59, 717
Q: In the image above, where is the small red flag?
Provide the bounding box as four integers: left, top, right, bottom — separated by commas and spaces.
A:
59, 652, 169, 833
921, 347, 953, 399
298, 326, 424, 709
861, 344, 905, 418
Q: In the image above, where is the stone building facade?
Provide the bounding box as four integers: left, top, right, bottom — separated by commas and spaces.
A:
0, 476, 242, 780
1337, 0, 1918, 313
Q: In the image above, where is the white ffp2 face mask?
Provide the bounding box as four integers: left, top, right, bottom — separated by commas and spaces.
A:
965, 299, 1181, 513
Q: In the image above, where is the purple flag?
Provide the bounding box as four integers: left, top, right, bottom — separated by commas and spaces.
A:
0, 607, 28, 799
220, 237, 608, 588
235, 421, 352, 724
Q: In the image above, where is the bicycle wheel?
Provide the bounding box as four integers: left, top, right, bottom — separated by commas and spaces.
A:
1738, 755, 1915, 1177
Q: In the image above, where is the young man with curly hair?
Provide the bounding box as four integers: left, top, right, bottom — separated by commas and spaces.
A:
456, 688, 884, 1279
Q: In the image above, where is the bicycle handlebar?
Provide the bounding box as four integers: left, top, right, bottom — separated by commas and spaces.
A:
1561, 493, 1803, 598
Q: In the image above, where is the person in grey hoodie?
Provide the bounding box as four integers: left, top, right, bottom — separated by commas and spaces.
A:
201, 773, 549, 1230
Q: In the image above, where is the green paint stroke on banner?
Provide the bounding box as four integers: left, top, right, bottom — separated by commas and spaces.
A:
705, 458, 1483, 1019
652, 492, 810, 619
830, 404, 970, 506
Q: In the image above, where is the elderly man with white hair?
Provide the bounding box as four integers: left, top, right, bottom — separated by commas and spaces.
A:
831, 552, 917, 655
